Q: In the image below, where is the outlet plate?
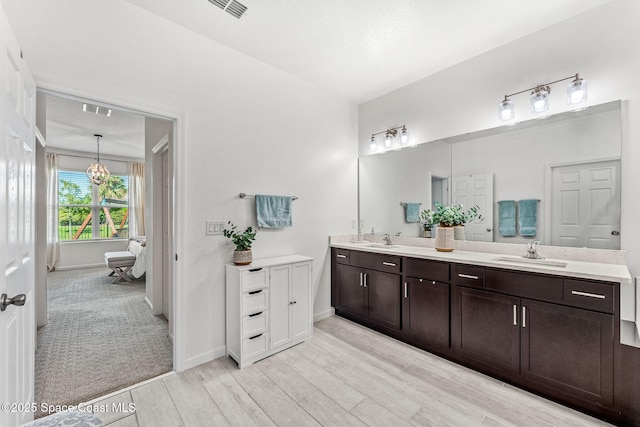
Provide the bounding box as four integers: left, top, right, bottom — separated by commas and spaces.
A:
206, 221, 226, 236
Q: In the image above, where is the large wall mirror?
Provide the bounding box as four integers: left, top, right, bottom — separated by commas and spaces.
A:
358, 100, 621, 249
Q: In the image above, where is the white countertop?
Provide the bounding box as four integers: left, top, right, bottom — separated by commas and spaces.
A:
331, 241, 632, 285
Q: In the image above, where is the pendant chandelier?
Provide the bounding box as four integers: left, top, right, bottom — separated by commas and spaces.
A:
86, 134, 110, 185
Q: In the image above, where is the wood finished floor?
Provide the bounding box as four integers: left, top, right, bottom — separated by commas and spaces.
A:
93, 316, 613, 427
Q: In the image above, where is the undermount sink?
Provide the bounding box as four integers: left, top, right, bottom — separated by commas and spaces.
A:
492, 256, 568, 268
366, 243, 399, 249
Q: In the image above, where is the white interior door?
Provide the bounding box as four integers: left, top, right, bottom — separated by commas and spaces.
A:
551, 160, 621, 249
161, 148, 171, 329
452, 174, 494, 241
0, 5, 37, 425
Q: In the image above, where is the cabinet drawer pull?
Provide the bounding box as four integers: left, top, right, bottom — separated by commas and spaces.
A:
513, 305, 517, 326
571, 290, 606, 299
248, 311, 263, 317
248, 267, 263, 272
249, 333, 263, 340
248, 290, 263, 295
458, 273, 479, 280
336, 254, 347, 258
363, 273, 367, 288
359, 272, 363, 287
382, 262, 397, 267
404, 282, 408, 299
522, 306, 526, 328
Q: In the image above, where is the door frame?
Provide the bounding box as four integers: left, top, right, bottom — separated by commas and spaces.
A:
544, 157, 621, 248
34, 84, 187, 371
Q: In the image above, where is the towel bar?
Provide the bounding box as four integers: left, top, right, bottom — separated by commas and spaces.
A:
240, 193, 298, 200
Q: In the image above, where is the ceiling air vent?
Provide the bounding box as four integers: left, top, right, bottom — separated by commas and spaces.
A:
208, 0, 247, 19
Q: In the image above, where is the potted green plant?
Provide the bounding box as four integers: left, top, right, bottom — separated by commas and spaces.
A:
419, 209, 435, 238
432, 203, 481, 242
223, 221, 257, 265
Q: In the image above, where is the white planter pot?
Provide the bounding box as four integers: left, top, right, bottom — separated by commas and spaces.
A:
435, 226, 454, 252
233, 249, 253, 265
454, 225, 466, 241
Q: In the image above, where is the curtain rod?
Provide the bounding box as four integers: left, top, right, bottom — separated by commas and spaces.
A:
239, 193, 299, 201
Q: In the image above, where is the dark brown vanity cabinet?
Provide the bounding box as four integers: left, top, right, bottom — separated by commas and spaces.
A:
403, 258, 451, 348
452, 264, 615, 407
332, 248, 402, 330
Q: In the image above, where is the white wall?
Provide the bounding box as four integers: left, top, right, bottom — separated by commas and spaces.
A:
359, 0, 640, 319
2, 0, 357, 369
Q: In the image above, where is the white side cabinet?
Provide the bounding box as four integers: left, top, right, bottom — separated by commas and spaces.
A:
226, 255, 313, 368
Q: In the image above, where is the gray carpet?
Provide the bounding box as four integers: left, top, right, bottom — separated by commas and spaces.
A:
35, 267, 172, 418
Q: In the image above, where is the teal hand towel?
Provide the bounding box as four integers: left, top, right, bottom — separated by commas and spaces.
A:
518, 199, 538, 237
498, 200, 516, 237
256, 195, 292, 228
404, 203, 421, 223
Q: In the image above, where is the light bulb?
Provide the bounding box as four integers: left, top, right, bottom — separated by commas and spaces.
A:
530, 87, 549, 114
498, 98, 515, 121
369, 135, 377, 152
384, 132, 393, 148
400, 127, 409, 144
567, 77, 587, 105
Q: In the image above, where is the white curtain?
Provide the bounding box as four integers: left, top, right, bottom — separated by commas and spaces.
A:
46, 152, 59, 271
129, 161, 145, 237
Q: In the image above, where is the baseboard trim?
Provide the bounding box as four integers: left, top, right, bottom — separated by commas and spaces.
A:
183, 345, 226, 371
313, 308, 335, 323
55, 263, 104, 271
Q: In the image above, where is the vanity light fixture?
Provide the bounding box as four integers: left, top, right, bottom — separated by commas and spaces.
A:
498, 73, 587, 122
86, 134, 110, 185
369, 125, 410, 152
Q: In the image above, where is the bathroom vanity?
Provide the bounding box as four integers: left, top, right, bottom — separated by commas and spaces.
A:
330, 238, 634, 424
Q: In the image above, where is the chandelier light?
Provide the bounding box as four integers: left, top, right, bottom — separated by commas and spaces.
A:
86, 134, 110, 185
369, 125, 410, 152
498, 73, 588, 122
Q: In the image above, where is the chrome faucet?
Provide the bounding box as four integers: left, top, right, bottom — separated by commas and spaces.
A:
524, 240, 544, 259
383, 234, 393, 245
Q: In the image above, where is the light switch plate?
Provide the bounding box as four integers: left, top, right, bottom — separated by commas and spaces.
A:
206, 221, 226, 236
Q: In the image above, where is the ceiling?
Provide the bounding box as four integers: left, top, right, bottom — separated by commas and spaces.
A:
39, 0, 613, 157
45, 94, 146, 159
125, 0, 613, 103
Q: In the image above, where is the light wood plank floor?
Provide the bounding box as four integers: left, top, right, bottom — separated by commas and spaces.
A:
92, 316, 613, 427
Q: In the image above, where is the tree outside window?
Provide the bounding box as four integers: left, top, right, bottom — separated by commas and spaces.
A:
58, 170, 129, 241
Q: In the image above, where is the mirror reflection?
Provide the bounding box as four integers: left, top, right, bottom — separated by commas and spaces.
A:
358, 101, 621, 249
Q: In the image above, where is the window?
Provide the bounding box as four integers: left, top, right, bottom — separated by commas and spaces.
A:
58, 170, 129, 241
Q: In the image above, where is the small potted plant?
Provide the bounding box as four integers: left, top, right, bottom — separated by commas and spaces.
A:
223, 221, 257, 265
419, 209, 435, 238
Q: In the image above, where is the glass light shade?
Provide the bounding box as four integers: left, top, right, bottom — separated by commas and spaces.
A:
87, 163, 110, 185
384, 132, 393, 148
369, 136, 377, 152
498, 98, 515, 121
400, 127, 409, 144
567, 78, 587, 105
530, 88, 549, 113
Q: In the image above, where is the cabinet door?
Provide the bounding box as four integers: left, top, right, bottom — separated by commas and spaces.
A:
403, 278, 450, 348
366, 269, 401, 329
521, 299, 614, 406
291, 262, 312, 341
336, 264, 367, 315
269, 265, 292, 349
453, 287, 520, 372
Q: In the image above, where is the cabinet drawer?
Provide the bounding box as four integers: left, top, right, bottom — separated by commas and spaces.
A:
241, 268, 268, 292
350, 251, 401, 274
334, 249, 350, 265
242, 289, 269, 315
485, 269, 563, 303
564, 280, 614, 313
452, 264, 484, 288
242, 332, 269, 359
242, 311, 268, 337
405, 258, 450, 282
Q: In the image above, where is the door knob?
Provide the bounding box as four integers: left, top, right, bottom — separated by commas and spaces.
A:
1, 293, 26, 312
486, 228, 492, 232
611, 230, 620, 236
